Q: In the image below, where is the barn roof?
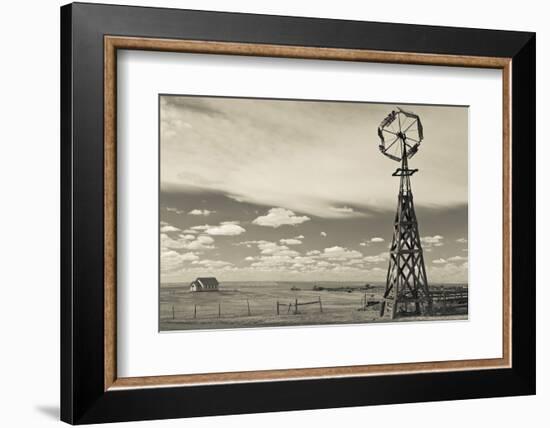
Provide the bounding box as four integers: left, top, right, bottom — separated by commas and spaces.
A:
196, 277, 219, 287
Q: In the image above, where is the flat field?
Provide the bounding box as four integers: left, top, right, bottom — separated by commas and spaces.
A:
160, 281, 467, 331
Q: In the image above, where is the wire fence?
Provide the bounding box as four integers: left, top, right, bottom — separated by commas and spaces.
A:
161, 297, 332, 321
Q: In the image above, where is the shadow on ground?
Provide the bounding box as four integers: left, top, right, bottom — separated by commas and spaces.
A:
35, 405, 59, 420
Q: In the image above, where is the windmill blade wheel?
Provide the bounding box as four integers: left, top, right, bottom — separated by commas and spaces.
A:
377, 107, 423, 162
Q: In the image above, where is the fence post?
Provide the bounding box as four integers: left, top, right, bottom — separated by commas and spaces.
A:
218, 303, 221, 318
172, 305, 175, 320
295, 298, 298, 314
276, 301, 279, 315
194, 304, 197, 319
247, 299, 251, 316
319, 296, 323, 313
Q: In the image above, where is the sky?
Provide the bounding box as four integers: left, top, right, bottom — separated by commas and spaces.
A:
159, 95, 469, 284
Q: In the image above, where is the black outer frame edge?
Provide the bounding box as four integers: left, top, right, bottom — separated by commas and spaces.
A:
510, 34, 536, 392
60, 4, 74, 425
69, 1, 533, 57
60, 2, 536, 424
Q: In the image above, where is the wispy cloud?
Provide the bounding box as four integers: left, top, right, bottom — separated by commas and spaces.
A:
160, 97, 468, 217
329, 206, 363, 216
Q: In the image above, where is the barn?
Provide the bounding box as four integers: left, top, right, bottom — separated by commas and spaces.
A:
189, 277, 219, 292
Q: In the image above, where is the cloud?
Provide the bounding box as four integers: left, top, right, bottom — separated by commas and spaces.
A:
321, 246, 363, 260
192, 221, 246, 236
359, 242, 367, 247
185, 235, 215, 250
363, 252, 389, 263
188, 209, 214, 216
160, 224, 180, 233
345, 259, 364, 266
370, 237, 385, 243
166, 207, 185, 215
421, 235, 444, 247
280, 238, 303, 245
292, 256, 317, 265
239, 240, 300, 258
243, 242, 369, 272
250, 256, 295, 268
429, 261, 468, 282
180, 252, 200, 261
192, 259, 233, 268
257, 241, 300, 257
456, 237, 468, 244
252, 208, 310, 228
244, 241, 305, 268
447, 255, 468, 262
320, 231, 327, 237
160, 249, 199, 273
161, 233, 187, 250
205, 222, 246, 236
294, 235, 305, 239
330, 206, 357, 214
161, 233, 215, 251
190, 225, 209, 231
432, 258, 447, 264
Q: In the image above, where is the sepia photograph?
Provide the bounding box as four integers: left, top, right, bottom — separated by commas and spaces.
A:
159, 95, 469, 331
57, 3, 535, 423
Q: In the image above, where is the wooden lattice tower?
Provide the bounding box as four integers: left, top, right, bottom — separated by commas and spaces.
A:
376, 108, 432, 319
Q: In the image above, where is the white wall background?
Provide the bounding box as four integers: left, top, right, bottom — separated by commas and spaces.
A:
0, 1, 545, 427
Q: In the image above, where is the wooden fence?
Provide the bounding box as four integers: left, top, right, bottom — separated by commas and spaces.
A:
430, 289, 468, 309
359, 292, 381, 310
276, 297, 323, 315
357, 288, 468, 312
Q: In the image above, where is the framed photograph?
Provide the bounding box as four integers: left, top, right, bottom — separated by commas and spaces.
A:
61, 2, 535, 424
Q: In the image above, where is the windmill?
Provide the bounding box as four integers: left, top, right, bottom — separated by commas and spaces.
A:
377, 108, 432, 319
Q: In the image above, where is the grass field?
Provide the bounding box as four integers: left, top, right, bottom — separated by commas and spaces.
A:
160, 281, 467, 331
